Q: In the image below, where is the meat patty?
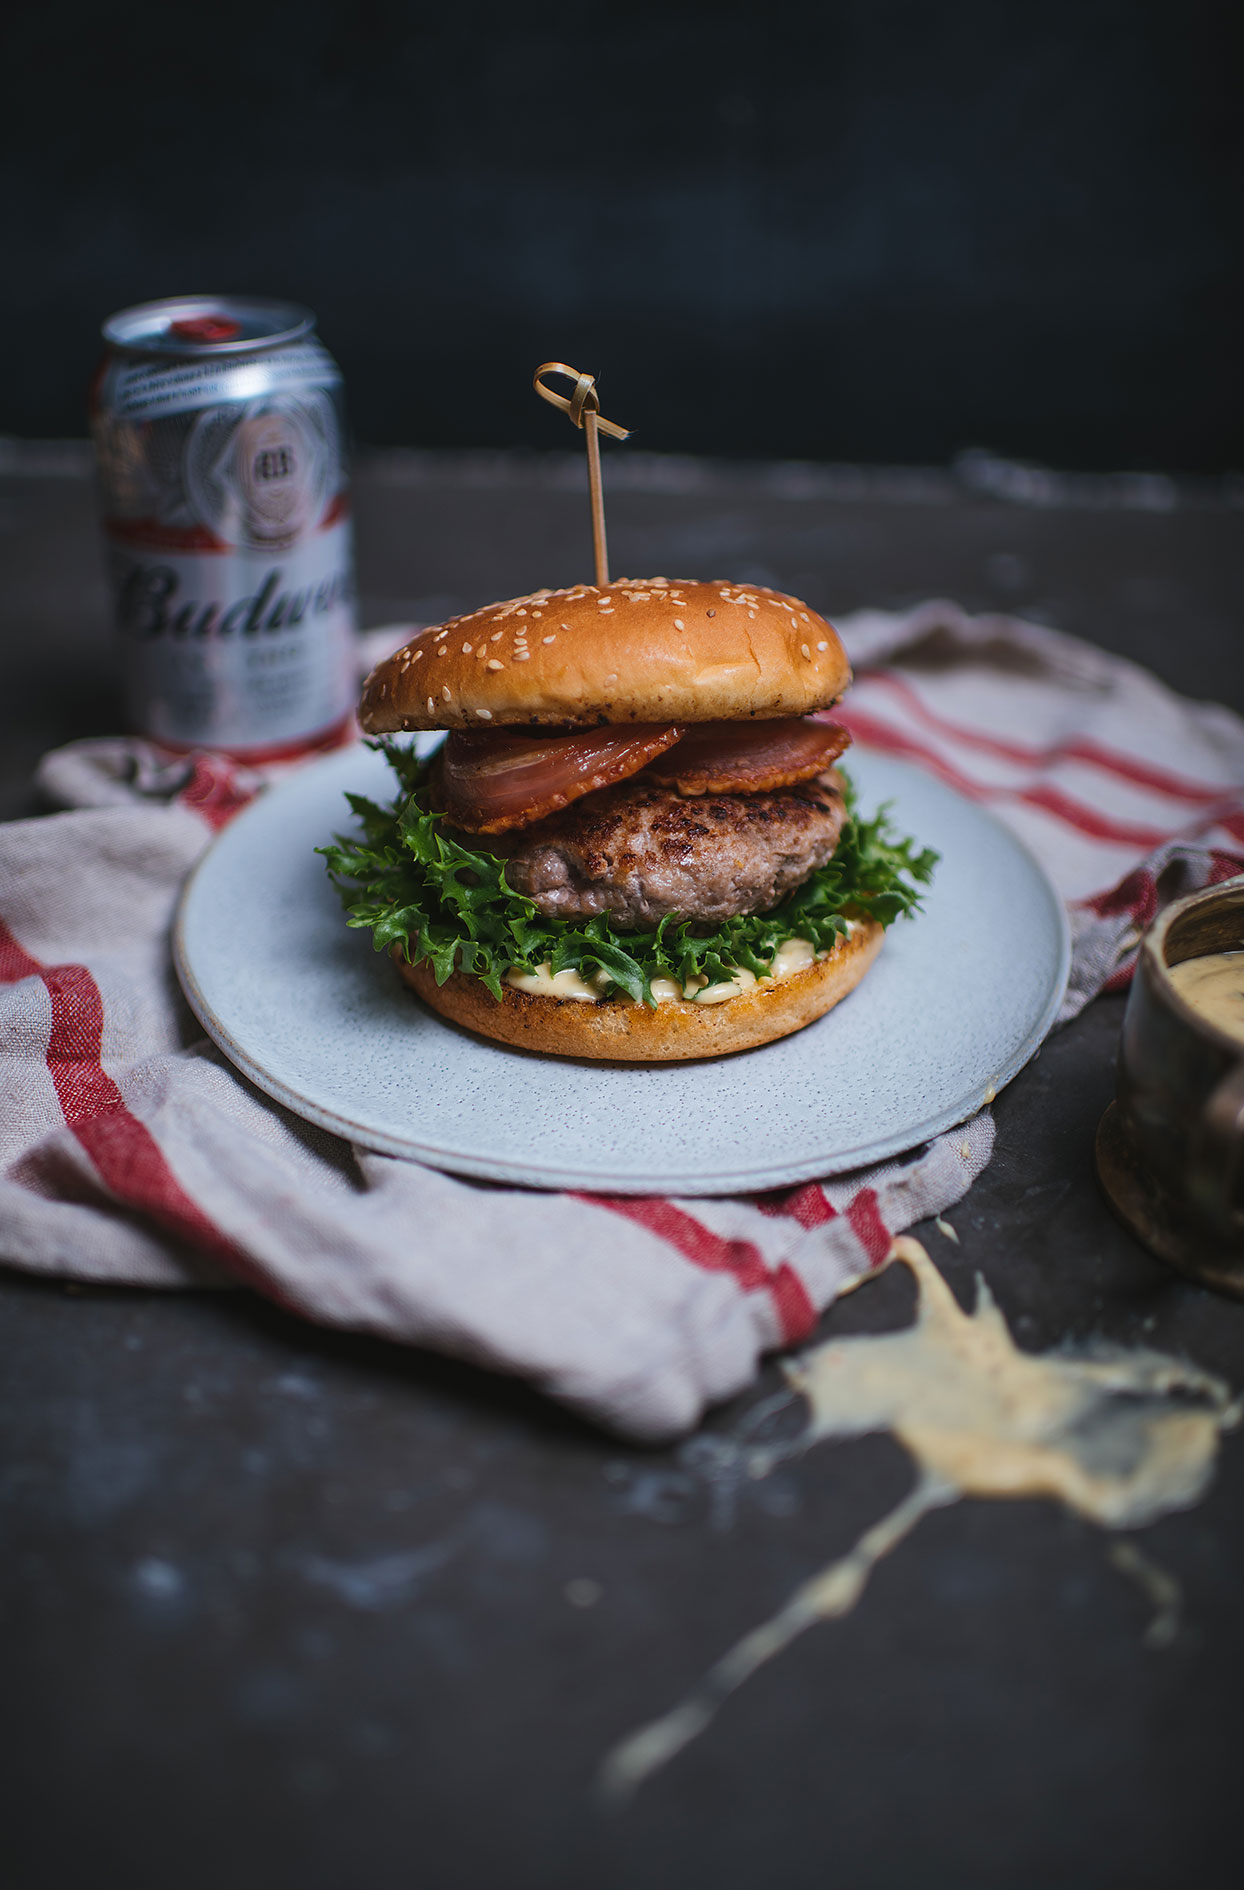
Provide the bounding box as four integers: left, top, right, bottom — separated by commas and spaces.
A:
480, 773, 847, 927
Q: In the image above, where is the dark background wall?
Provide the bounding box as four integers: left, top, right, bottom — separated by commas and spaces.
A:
2, 0, 1240, 469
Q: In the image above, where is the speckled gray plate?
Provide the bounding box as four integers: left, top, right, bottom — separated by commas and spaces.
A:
174, 743, 1069, 1194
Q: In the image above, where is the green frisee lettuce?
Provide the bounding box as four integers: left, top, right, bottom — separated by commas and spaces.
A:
319, 741, 938, 1007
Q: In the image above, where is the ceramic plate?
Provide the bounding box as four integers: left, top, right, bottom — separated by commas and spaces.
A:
174, 743, 1069, 1194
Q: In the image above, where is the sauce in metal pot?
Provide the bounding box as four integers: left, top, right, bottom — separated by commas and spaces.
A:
1168, 950, 1244, 1044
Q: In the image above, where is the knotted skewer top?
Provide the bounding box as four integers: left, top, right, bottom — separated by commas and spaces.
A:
533, 363, 629, 441
533, 362, 629, 585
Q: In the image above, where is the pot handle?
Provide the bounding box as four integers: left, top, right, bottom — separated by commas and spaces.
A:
1190, 1062, 1244, 1235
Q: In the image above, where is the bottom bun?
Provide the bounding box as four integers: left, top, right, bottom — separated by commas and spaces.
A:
393, 920, 883, 1062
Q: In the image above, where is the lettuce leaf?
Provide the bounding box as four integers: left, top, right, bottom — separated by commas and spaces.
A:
319, 741, 938, 1007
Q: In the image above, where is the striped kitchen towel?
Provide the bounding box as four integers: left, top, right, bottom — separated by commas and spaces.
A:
837, 603, 1244, 1016
2, 603, 1241, 1440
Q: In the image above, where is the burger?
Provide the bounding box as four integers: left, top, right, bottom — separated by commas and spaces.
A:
322, 577, 935, 1060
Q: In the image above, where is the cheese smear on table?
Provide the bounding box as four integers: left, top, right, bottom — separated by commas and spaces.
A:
600, 1237, 1240, 1805
506, 934, 832, 1005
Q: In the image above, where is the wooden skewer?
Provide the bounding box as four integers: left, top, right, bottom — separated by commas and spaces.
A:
582, 406, 608, 590
533, 363, 629, 588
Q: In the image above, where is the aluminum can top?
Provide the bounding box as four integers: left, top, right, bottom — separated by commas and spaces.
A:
101, 295, 316, 359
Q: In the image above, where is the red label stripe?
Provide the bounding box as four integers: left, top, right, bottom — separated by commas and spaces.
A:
0, 918, 254, 1277
581, 1195, 816, 1344
863, 669, 1233, 806
104, 517, 229, 553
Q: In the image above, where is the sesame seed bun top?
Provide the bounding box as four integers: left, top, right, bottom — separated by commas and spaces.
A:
358, 577, 851, 732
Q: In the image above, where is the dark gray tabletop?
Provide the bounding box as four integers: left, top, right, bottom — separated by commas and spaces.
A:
2, 446, 1243, 1890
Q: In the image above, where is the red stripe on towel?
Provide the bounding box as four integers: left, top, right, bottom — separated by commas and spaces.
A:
583, 1195, 816, 1343
175, 755, 259, 830
839, 707, 1173, 849
0, 917, 252, 1273
861, 670, 1231, 806
754, 1183, 838, 1229
845, 1188, 893, 1267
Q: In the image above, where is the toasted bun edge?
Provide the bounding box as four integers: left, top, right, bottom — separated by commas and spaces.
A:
360, 577, 850, 732
393, 921, 883, 1062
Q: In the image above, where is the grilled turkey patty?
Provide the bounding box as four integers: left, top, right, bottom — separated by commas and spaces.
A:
472, 773, 847, 928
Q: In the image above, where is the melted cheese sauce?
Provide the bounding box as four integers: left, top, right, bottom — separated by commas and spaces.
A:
691, 968, 758, 1005
506, 934, 836, 1005
769, 936, 816, 980
505, 963, 611, 1002
648, 976, 684, 1003
1168, 950, 1244, 1044
600, 1236, 1239, 1803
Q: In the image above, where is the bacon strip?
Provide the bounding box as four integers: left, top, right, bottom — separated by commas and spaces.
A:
435, 723, 683, 833
646, 718, 851, 795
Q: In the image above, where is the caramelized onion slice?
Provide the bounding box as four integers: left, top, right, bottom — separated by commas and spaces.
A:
435, 723, 684, 833
646, 718, 851, 795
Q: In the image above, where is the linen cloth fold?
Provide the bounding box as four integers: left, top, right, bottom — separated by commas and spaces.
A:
3, 603, 1242, 1440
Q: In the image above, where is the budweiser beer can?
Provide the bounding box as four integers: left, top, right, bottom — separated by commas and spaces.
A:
91, 295, 358, 757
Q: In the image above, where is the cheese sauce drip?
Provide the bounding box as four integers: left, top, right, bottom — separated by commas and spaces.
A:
600, 1237, 1239, 1804
506, 934, 836, 1005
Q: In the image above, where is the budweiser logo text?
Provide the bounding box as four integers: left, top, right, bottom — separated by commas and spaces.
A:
118, 561, 354, 640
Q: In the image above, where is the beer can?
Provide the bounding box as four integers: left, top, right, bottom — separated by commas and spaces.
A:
91, 295, 358, 758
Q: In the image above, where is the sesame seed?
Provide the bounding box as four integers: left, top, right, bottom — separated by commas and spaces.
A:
442, 684, 452, 700
817, 639, 829, 651
543, 635, 556, 643
706, 608, 716, 617
491, 630, 504, 642
674, 618, 685, 630
801, 643, 811, 659
412, 649, 423, 660
426, 696, 434, 714
516, 609, 528, 617
437, 646, 447, 657
514, 651, 530, 661
532, 610, 542, 618
487, 658, 503, 670
476, 708, 492, 719
462, 643, 472, 654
